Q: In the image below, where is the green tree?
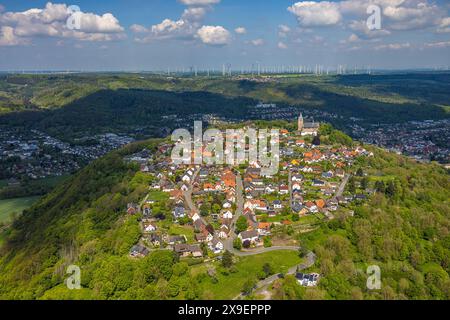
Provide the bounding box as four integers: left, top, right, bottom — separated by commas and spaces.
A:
236, 216, 248, 234
361, 177, 369, 190
222, 250, 233, 268
263, 237, 272, 248
242, 278, 256, 295
348, 177, 356, 194
386, 180, 397, 198
356, 168, 364, 177
263, 263, 273, 277
233, 237, 242, 250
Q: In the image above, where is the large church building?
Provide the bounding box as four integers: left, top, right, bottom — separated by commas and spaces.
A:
298, 113, 319, 136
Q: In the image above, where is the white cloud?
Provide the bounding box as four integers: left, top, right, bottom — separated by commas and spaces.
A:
278, 41, 288, 49
279, 24, 291, 33
383, 2, 442, 30
348, 20, 390, 39
130, 24, 148, 33
288, 1, 342, 27
0, 2, 125, 45
135, 0, 220, 43
235, 27, 246, 34
347, 33, 360, 43
182, 7, 207, 21
0, 26, 28, 46
196, 25, 231, 45
375, 42, 411, 50
178, 0, 220, 6
249, 38, 265, 46
287, 0, 447, 34
278, 24, 291, 37
437, 17, 450, 33
424, 41, 450, 48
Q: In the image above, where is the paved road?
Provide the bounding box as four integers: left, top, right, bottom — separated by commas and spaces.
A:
288, 169, 293, 209
335, 174, 351, 198
223, 172, 244, 254
183, 167, 200, 215
224, 172, 306, 258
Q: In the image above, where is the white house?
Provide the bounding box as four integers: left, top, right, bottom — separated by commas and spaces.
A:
144, 224, 157, 232
238, 230, 259, 244
222, 201, 232, 209
218, 225, 229, 239
222, 210, 233, 219
208, 238, 224, 254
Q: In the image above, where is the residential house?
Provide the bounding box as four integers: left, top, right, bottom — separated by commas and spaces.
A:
257, 222, 271, 236
173, 206, 186, 219
144, 223, 157, 233
129, 245, 149, 258
296, 273, 320, 287
168, 235, 186, 245
208, 238, 224, 254
312, 179, 325, 187
273, 200, 283, 209
238, 230, 260, 244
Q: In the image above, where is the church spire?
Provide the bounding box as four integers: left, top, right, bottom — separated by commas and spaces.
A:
298, 113, 304, 132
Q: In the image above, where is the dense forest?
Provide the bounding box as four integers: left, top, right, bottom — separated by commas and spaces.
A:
0, 89, 256, 141
0, 127, 448, 300
0, 73, 449, 141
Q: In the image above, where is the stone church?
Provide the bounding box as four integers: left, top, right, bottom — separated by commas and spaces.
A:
298, 113, 319, 136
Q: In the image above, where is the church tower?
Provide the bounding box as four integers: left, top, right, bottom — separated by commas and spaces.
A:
298, 113, 304, 132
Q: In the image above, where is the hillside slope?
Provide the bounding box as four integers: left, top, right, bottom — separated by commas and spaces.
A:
0, 132, 449, 300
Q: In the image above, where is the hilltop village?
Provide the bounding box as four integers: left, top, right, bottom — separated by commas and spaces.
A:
124, 119, 373, 288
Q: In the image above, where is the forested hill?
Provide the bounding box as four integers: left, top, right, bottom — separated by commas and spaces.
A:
1, 73, 449, 138
0, 89, 256, 141
0, 129, 448, 300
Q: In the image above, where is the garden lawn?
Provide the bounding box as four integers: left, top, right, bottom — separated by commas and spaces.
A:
193, 250, 303, 299
0, 196, 41, 223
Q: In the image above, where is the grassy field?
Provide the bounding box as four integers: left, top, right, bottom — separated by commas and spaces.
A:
148, 191, 170, 202
0, 196, 41, 224
168, 224, 195, 243
192, 250, 303, 299
0, 180, 8, 188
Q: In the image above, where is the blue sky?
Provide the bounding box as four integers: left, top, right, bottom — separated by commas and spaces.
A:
0, 0, 449, 71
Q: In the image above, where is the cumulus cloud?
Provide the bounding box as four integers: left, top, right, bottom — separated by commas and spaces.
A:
424, 41, 450, 48
278, 24, 291, 37
130, 24, 148, 33
278, 41, 288, 49
135, 0, 220, 44
196, 25, 231, 45
0, 2, 125, 45
437, 17, 450, 33
348, 20, 390, 39
288, 0, 448, 39
235, 27, 246, 34
178, 0, 220, 6
383, 1, 442, 30
375, 42, 411, 50
0, 26, 29, 46
288, 1, 342, 27
182, 7, 207, 21
249, 38, 265, 46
